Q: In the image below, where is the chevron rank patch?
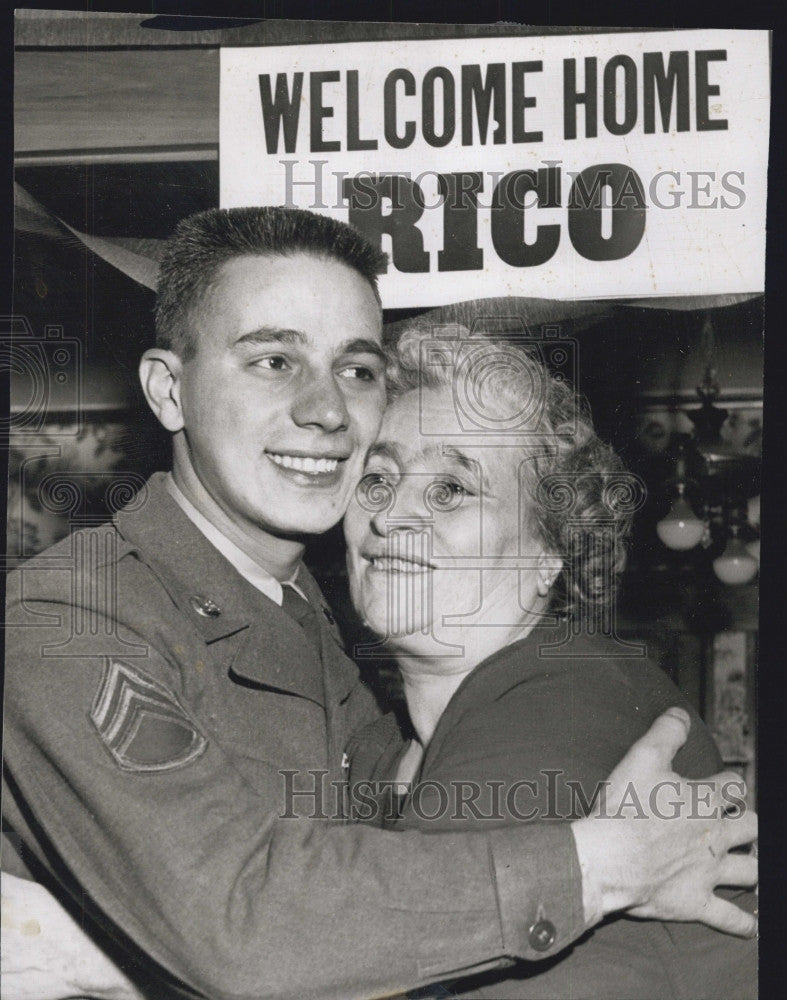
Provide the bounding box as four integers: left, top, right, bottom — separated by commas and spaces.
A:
90, 660, 208, 772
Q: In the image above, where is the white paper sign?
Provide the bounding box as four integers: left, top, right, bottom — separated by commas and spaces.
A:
220, 30, 770, 308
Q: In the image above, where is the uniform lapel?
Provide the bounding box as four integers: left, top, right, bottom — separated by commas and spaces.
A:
227, 611, 326, 705
296, 567, 361, 707
114, 473, 327, 705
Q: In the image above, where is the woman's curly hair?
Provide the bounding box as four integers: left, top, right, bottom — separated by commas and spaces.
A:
387, 325, 640, 621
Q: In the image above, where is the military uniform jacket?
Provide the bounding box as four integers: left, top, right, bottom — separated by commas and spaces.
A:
3, 473, 586, 1000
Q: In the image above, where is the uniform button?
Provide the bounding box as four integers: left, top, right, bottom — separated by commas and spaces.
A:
322, 608, 336, 625
190, 595, 222, 618
528, 920, 557, 952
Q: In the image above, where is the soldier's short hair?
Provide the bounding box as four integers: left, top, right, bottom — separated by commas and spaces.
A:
155, 206, 387, 359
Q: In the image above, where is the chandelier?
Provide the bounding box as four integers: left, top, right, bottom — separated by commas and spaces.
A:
655, 316, 760, 585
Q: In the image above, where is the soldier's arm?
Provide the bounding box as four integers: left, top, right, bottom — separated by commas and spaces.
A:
4, 650, 571, 999
3, 705, 756, 1000
4, 584, 756, 1000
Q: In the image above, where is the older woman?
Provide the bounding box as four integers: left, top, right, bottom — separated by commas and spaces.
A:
343, 327, 757, 999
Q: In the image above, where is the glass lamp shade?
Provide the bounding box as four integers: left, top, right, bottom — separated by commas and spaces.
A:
713, 533, 759, 585
656, 495, 706, 550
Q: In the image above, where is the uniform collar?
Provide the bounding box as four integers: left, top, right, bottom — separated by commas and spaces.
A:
113, 473, 358, 705
163, 473, 309, 605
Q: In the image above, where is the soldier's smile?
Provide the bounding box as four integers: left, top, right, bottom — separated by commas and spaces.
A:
266, 450, 347, 486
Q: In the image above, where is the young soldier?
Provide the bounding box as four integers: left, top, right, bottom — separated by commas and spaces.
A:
2, 208, 757, 1000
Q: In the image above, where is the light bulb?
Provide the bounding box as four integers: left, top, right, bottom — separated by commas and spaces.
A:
713, 529, 758, 585
656, 487, 705, 550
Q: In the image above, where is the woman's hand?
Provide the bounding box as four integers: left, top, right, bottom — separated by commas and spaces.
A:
1, 873, 143, 1000
571, 707, 758, 937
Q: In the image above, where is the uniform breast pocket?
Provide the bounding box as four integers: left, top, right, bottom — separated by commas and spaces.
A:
208, 681, 330, 798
